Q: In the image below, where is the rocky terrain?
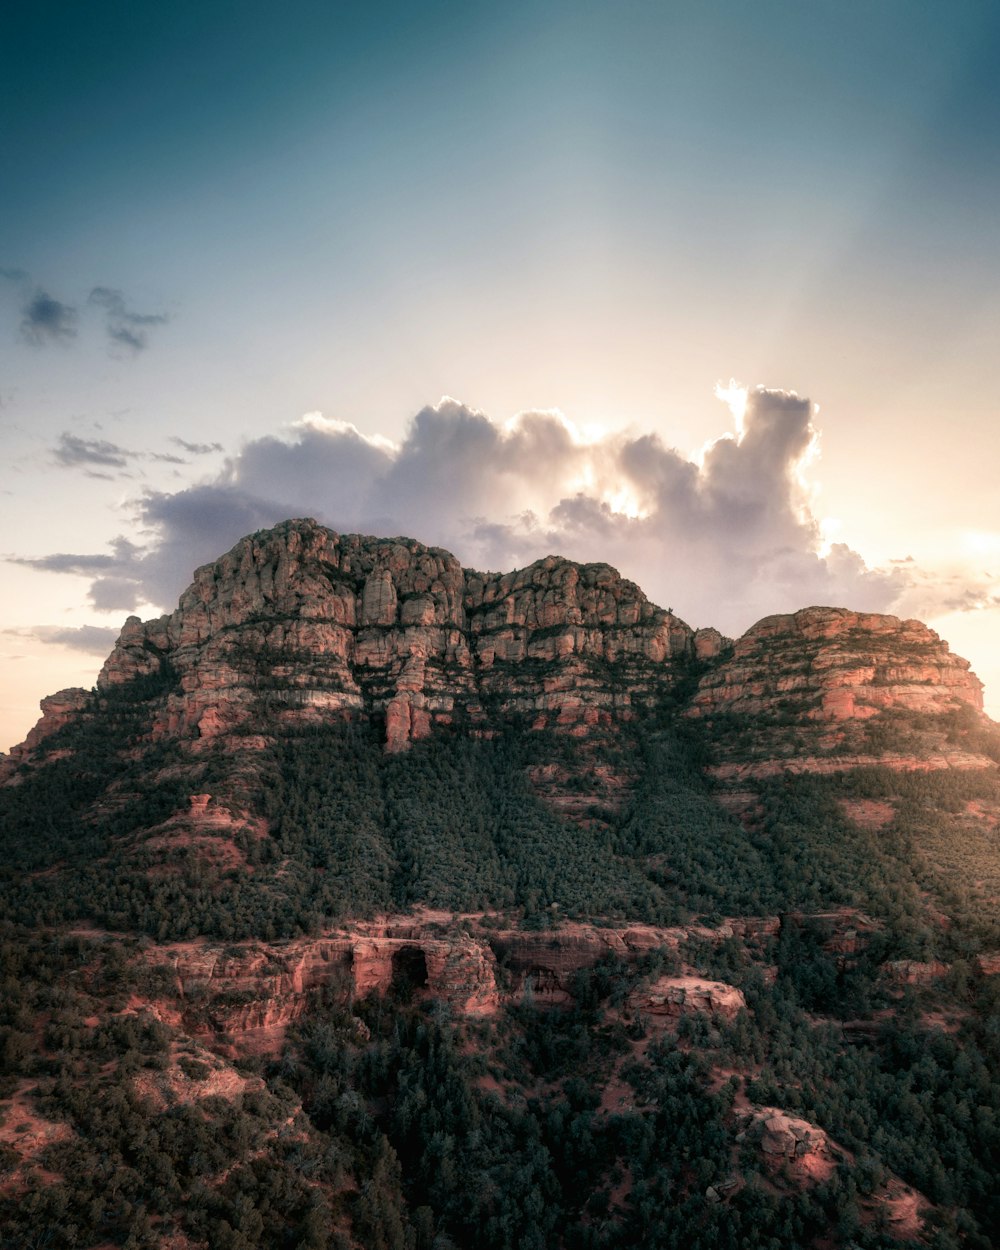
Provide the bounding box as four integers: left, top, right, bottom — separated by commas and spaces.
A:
2, 519, 1000, 1249
4, 520, 989, 787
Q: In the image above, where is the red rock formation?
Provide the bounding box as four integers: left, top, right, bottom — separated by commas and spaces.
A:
881, 959, 950, 987
690, 605, 983, 720
744, 1107, 831, 1163
76, 520, 695, 754
684, 606, 997, 783
0, 687, 90, 780
7, 525, 993, 776
629, 975, 747, 1021
136, 916, 776, 1053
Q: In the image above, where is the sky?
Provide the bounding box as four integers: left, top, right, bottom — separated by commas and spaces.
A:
2, 0, 999, 751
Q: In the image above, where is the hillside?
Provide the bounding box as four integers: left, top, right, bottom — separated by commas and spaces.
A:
2, 518, 1000, 1250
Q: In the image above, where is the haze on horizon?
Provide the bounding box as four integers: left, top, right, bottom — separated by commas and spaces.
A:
2, 0, 999, 751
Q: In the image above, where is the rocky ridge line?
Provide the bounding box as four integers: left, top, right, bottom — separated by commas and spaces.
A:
2, 519, 992, 776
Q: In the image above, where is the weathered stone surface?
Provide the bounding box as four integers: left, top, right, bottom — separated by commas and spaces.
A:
881, 959, 950, 987
629, 975, 747, 1021
689, 606, 982, 724
748, 1108, 829, 1160
140, 916, 772, 1053
0, 687, 91, 780
5, 523, 993, 776
687, 605, 991, 780
760, 1115, 830, 1160
83, 519, 695, 753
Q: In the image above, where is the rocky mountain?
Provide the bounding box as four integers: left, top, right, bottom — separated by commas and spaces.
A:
2, 518, 1000, 1250
4, 518, 984, 773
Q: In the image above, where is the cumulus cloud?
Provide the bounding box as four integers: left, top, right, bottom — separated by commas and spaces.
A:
88, 287, 168, 352
20, 290, 78, 344
13, 388, 914, 633
3, 624, 120, 655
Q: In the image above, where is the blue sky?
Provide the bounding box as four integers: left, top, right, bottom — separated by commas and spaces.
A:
2, 0, 1000, 747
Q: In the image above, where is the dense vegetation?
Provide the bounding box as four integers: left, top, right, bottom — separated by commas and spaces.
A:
3, 927, 1000, 1248
4, 668, 1000, 1246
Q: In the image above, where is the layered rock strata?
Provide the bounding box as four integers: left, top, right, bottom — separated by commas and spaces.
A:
689, 606, 982, 723
628, 975, 747, 1022
140, 916, 775, 1052
3, 521, 992, 775
94, 519, 695, 753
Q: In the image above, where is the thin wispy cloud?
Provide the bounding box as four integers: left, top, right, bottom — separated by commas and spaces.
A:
170, 437, 224, 455
50, 431, 212, 478
53, 433, 133, 470
88, 287, 168, 353
3, 624, 120, 655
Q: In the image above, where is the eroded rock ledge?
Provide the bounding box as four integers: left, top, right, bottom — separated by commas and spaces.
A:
96, 519, 696, 752
134, 915, 770, 1055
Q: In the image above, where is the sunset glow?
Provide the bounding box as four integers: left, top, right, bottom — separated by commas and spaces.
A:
1, 1, 999, 750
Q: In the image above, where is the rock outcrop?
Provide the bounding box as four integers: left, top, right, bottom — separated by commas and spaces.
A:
89, 519, 694, 753
744, 1108, 831, 1163
6, 523, 992, 776
149, 925, 503, 1053
629, 975, 747, 1021
881, 959, 950, 987
687, 606, 990, 779
137, 917, 774, 1053
689, 606, 982, 724
0, 687, 90, 780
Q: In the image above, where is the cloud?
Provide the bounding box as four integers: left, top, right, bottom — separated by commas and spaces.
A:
3, 625, 120, 655
15, 388, 914, 633
53, 433, 133, 470
88, 286, 168, 352
20, 290, 78, 344
170, 437, 224, 455
50, 431, 209, 477
9, 538, 146, 611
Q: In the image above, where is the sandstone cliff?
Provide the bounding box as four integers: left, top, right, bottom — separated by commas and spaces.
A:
4, 521, 993, 780
92, 518, 695, 754
686, 605, 990, 779
689, 605, 982, 722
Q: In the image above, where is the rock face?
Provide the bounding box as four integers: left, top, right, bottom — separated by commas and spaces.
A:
148, 926, 503, 1054
1, 687, 90, 778
5, 522, 992, 775
689, 606, 982, 723
629, 975, 747, 1021
91, 519, 694, 753
686, 605, 989, 780
139, 918, 768, 1053
746, 1108, 830, 1162
881, 959, 950, 987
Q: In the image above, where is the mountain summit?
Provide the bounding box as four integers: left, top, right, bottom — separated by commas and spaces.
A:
4, 517, 985, 774
3, 520, 1000, 1248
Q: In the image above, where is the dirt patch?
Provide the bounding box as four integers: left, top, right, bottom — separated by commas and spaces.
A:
920, 1010, 963, 1034
839, 799, 896, 830
878, 1178, 928, 1240
131, 1045, 265, 1112
0, 1081, 73, 1192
